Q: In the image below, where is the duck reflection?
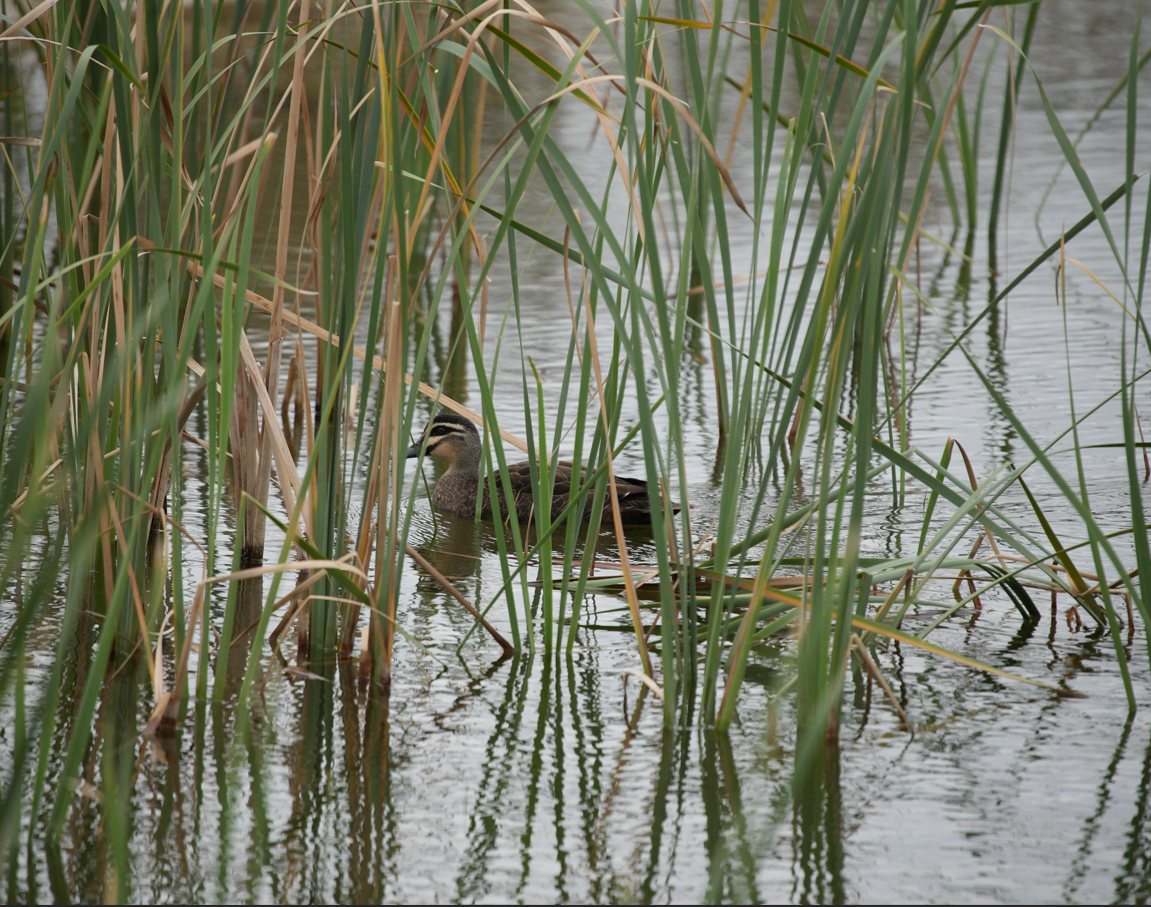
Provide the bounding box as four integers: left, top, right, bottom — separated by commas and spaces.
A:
415, 511, 483, 584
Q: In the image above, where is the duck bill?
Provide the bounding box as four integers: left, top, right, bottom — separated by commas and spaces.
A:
405, 443, 421, 459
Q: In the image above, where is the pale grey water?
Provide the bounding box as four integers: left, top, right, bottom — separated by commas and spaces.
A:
5, 0, 1151, 902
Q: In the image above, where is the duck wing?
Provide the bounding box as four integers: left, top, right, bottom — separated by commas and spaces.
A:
497, 460, 536, 521
555, 462, 656, 523
504, 460, 675, 524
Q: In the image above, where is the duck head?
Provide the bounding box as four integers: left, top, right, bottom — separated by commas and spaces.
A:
406, 413, 483, 470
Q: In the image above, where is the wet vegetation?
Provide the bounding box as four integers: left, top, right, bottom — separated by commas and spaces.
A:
0, 0, 1148, 900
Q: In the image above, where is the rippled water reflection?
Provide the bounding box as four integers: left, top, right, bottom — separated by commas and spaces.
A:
32, 589, 1151, 902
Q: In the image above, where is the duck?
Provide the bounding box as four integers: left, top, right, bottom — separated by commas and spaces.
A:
406, 412, 676, 525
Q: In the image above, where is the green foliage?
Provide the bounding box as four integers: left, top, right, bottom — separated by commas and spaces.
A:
0, 0, 1146, 889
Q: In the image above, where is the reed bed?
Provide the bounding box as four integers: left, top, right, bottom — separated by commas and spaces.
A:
0, 0, 1147, 891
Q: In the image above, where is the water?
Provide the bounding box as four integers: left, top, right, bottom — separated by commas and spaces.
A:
5, 0, 1151, 902
27, 598, 1147, 902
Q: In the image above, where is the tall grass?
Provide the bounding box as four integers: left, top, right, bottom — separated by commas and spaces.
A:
0, 0, 1147, 888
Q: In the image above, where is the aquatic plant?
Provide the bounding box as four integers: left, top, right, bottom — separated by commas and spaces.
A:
0, 0, 1147, 897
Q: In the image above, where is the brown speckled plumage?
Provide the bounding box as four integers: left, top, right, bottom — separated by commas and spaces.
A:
406, 413, 676, 524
